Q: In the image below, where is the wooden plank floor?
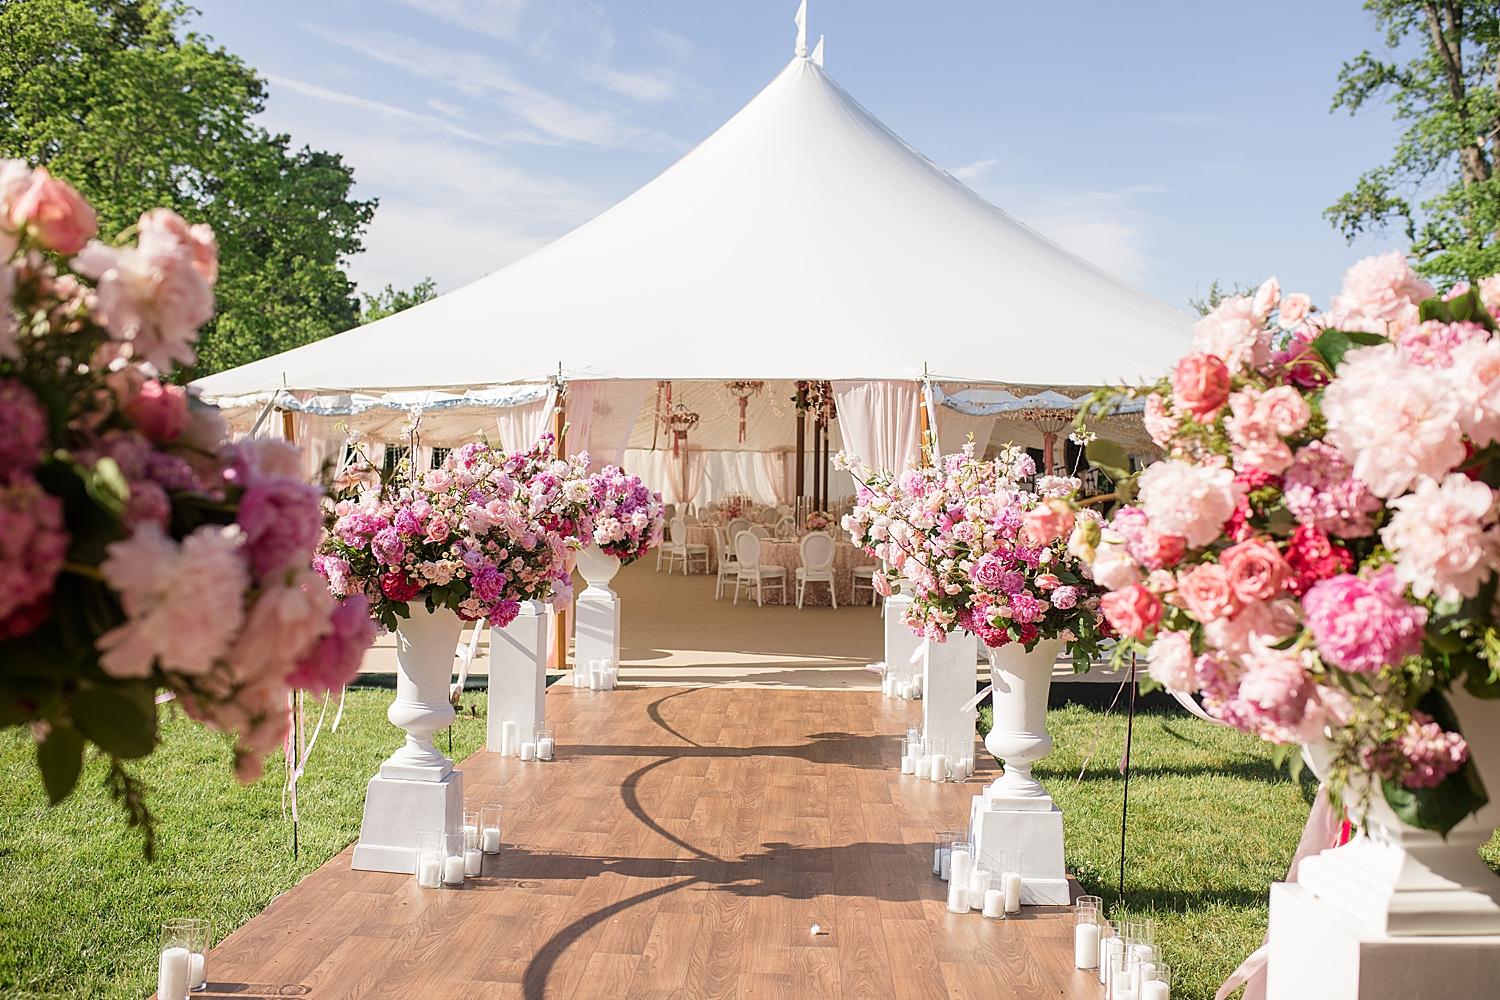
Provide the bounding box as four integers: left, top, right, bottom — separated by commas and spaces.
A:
180, 687, 1101, 1000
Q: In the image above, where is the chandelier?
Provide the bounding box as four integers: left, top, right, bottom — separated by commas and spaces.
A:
724, 380, 765, 443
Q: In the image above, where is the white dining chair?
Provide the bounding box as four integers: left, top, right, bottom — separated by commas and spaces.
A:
851, 565, 879, 608
733, 531, 786, 606
665, 517, 710, 575
750, 524, 771, 539
684, 513, 701, 526
796, 531, 838, 609
726, 518, 751, 545
774, 516, 795, 539
713, 526, 739, 600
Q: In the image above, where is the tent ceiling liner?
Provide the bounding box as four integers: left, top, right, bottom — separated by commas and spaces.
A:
193, 52, 1192, 399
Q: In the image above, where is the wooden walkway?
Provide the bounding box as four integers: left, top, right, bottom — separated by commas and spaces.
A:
184, 687, 1100, 999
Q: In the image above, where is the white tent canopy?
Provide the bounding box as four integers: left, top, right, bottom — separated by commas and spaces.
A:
193, 52, 1190, 399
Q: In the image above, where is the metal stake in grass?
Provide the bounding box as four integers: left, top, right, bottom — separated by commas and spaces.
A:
1118, 653, 1137, 899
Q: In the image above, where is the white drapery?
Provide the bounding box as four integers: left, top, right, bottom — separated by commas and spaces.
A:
567, 380, 650, 469
494, 388, 556, 453
936, 409, 997, 460
831, 380, 921, 475
669, 449, 708, 506
759, 449, 794, 504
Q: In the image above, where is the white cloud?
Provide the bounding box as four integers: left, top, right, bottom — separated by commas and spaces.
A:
424, 97, 467, 118
396, 0, 524, 40
266, 75, 493, 143
950, 158, 996, 180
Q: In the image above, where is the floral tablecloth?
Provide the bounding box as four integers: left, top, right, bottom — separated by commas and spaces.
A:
682, 527, 876, 606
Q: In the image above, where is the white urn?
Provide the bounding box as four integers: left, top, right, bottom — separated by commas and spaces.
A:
576, 543, 622, 596
982, 638, 1065, 807
382, 603, 462, 780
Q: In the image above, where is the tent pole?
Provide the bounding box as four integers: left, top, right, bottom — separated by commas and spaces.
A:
795, 385, 807, 499
822, 419, 830, 509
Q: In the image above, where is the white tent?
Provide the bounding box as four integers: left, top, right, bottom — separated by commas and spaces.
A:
192, 51, 1190, 399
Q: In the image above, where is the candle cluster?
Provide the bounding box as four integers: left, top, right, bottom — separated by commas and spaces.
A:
574, 658, 619, 690
1073, 906, 1172, 999
497, 719, 557, 761
156, 918, 209, 1000
416, 802, 504, 890
879, 659, 923, 700
933, 833, 1022, 919
901, 729, 973, 781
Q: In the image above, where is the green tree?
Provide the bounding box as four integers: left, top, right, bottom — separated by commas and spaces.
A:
1327, 1, 1500, 281
0, 0, 377, 375
361, 277, 437, 324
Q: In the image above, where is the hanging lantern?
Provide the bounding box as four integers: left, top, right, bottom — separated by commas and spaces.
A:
1015, 405, 1075, 476
724, 380, 765, 443
668, 404, 700, 458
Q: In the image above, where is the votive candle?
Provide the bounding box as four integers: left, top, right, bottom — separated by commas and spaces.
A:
418, 856, 441, 888
481, 827, 501, 853
945, 879, 969, 913
442, 854, 465, 885
520, 741, 537, 761
1100, 936, 1122, 986
982, 888, 1005, 919
464, 847, 482, 876
538, 737, 555, 760
158, 947, 190, 1000
900, 755, 913, 774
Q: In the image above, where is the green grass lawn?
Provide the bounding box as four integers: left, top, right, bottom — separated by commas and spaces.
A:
3, 693, 1496, 1000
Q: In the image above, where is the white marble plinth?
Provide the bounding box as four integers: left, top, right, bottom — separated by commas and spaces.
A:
1267, 882, 1500, 999
922, 631, 979, 764
488, 600, 548, 750
968, 796, 1070, 905
351, 769, 464, 873
574, 590, 620, 669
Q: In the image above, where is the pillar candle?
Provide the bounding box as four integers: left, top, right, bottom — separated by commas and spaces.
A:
538, 738, 555, 760
464, 848, 482, 876
949, 848, 972, 884
442, 854, 465, 885
899, 755, 913, 774
418, 856, 441, 888
1136, 963, 1156, 993
967, 868, 987, 910
945, 879, 968, 913
158, 947, 190, 1000
1141, 980, 1169, 1000
481, 826, 501, 853
520, 741, 537, 761
500, 720, 518, 757
1075, 923, 1100, 969
189, 952, 205, 990
929, 753, 947, 781
1100, 937, 1122, 986
589, 667, 601, 690
898, 682, 911, 699
1003, 871, 1021, 913
463, 823, 478, 849
939, 847, 951, 881
982, 889, 1005, 918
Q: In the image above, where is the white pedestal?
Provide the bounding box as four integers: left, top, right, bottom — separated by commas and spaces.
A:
884, 592, 921, 686
574, 588, 620, 668
922, 631, 979, 764
968, 798, 1070, 904
488, 599, 548, 750
351, 770, 464, 873
1268, 882, 1500, 1000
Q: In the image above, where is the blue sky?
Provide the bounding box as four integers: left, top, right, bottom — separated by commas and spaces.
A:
188, 0, 1416, 313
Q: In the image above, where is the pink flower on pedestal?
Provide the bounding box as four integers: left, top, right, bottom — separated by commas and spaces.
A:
1146, 629, 1195, 692
9, 167, 97, 255
1303, 568, 1427, 674
1381, 473, 1500, 602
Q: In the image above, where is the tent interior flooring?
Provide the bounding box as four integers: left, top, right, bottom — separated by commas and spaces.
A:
187, 686, 1096, 999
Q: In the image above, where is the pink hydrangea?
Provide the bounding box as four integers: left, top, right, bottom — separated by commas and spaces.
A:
0, 475, 68, 626
1303, 568, 1428, 674
96, 523, 249, 678
287, 595, 375, 694
371, 526, 406, 567
0, 378, 48, 480
1137, 459, 1242, 548
1326, 250, 1434, 334
1395, 320, 1485, 367
237, 477, 323, 579
1282, 441, 1380, 539
1380, 473, 1500, 602
1365, 711, 1469, 789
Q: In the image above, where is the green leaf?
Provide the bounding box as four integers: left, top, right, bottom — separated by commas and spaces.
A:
69, 685, 157, 759
85, 457, 129, 517
1310, 329, 1386, 370
1381, 762, 1489, 836
36, 722, 86, 805
1085, 438, 1132, 479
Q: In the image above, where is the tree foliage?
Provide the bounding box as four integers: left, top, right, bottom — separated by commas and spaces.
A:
361, 277, 436, 325
0, 0, 377, 375
1327, 1, 1500, 281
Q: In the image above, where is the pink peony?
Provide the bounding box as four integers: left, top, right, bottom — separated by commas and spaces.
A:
1303, 568, 1427, 674
314, 553, 353, 596
287, 595, 375, 694
9, 166, 97, 255
1138, 459, 1242, 548
1282, 441, 1380, 539
1327, 251, 1434, 334
1395, 320, 1485, 368
1447, 334, 1500, 447
1050, 585, 1078, 609
1202, 597, 1301, 664
1176, 562, 1242, 622
1146, 629, 1195, 691
123, 380, 190, 442
227, 567, 334, 682
1143, 393, 1180, 447
72, 208, 217, 370
1007, 592, 1049, 624
0, 378, 48, 480
1220, 538, 1290, 602
96, 523, 249, 678
1251, 276, 1280, 319
1381, 473, 1500, 602
970, 552, 1008, 589
1192, 296, 1270, 374
1224, 385, 1310, 475
237, 477, 324, 579
1100, 583, 1162, 640
1170, 353, 1232, 422
1089, 532, 1142, 590
0, 475, 68, 625
371, 526, 406, 567
1321, 343, 1465, 498
1234, 650, 1315, 743
488, 598, 522, 628
1021, 499, 1074, 545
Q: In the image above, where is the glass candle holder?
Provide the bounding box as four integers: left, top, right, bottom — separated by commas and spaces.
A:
499, 716, 520, 756
577, 660, 594, 688
480, 804, 503, 854
994, 849, 1023, 912
416, 830, 444, 889
463, 810, 480, 850
1109, 950, 1138, 1000
945, 840, 974, 912
1141, 963, 1171, 1000
601, 659, 618, 690
966, 863, 990, 911
978, 870, 1006, 919
518, 723, 538, 761
537, 728, 556, 761
159, 918, 210, 998
442, 832, 466, 886
1073, 904, 1101, 969
1100, 920, 1124, 987
924, 738, 947, 782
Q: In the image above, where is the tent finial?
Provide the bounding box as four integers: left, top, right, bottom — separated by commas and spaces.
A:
794, 0, 809, 57
811, 34, 824, 67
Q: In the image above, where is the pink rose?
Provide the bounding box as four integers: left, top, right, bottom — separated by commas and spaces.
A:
425, 517, 452, 544
1251, 277, 1280, 319
1192, 296, 1271, 373
969, 553, 1008, 589
1225, 386, 1310, 475
9, 166, 97, 255
1146, 629, 1196, 691
1100, 583, 1162, 640
425, 468, 454, 492
1134, 528, 1185, 570
1143, 393, 1179, 447
1021, 499, 1075, 546
123, 379, 190, 442
1176, 562, 1242, 623
1278, 292, 1312, 328
1170, 353, 1232, 422
1220, 538, 1290, 602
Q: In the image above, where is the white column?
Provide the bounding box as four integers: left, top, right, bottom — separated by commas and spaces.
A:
574, 545, 622, 669
922, 630, 978, 767
883, 590, 920, 690
488, 600, 549, 749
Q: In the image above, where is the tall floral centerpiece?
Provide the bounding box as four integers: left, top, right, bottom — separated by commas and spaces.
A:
1077, 254, 1500, 931
586, 466, 666, 566
0, 162, 372, 841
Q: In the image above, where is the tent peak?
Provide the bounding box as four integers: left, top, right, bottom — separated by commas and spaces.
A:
794, 0, 809, 58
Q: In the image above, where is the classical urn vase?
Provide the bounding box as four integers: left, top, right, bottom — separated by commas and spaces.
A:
573, 543, 623, 683
383, 604, 462, 779
983, 638, 1065, 807
576, 543, 622, 596
1296, 688, 1500, 936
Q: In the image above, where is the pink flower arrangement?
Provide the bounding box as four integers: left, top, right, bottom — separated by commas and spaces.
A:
0, 161, 374, 819
586, 466, 665, 564
1073, 258, 1500, 833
